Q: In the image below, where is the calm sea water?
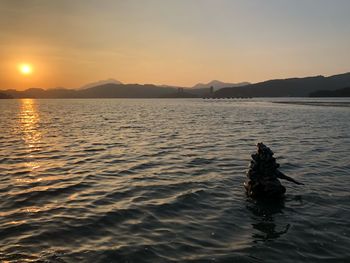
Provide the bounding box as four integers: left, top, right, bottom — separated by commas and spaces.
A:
0, 98, 349, 262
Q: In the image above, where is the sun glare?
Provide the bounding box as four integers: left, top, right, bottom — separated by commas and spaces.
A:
19, 64, 33, 75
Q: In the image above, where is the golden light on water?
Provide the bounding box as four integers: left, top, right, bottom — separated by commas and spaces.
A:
19, 63, 33, 75
19, 99, 41, 171
20, 99, 41, 144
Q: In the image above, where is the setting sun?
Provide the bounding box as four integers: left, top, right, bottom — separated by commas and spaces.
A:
19, 64, 33, 75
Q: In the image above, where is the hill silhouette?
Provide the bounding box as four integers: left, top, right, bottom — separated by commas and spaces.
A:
310, 87, 350, 97
192, 80, 250, 90
77, 83, 178, 98
214, 72, 350, 97
1, 84, 190, 98
79, 79, 123, 89
2, 72, 350, 98
189, 80, 250, 97
3, 88, 78, 98
0, 92, 13, 99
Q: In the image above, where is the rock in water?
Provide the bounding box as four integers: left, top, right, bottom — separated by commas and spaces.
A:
244, 143, 287, 199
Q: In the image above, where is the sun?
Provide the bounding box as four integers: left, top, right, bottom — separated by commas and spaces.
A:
19, 64, 33, 75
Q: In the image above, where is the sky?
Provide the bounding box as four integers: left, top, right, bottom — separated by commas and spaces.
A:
1, 0, 350, 90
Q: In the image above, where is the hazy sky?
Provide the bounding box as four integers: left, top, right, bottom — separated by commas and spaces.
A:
1, 0, 350, 90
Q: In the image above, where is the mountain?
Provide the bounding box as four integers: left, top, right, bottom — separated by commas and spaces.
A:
2, 88, 78, 98
76, 83, 179, 98
79, 79, 123, 89
192, 80, 250, 90
0, 83, 196, 98
310, 87, 350, 97
2, 72, 350, 98
189, 80, 249, 96
0, 92, 13, 99
214, 72, 350, 97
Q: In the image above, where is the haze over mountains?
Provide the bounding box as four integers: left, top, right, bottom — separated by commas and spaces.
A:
0, 80, 250, 98
191, 80, 250, 90
1, 72, 350, 98
79, 79, 123, 89
189, 80, 250, 96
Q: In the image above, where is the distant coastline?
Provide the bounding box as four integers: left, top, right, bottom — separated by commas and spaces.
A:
1, 72, 350, 99
309, 87, 350, 97
0, 92, 13, 99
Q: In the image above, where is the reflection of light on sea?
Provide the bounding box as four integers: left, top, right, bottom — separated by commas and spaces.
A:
19, 99, 41, 171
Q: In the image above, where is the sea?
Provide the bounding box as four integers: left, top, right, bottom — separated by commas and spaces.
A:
0, 98, 349, 262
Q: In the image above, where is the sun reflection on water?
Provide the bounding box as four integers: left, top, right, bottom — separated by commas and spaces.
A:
20, 99, 41, 145
19, 99, 42, 170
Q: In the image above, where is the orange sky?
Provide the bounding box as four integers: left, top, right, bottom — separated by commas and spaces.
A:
1, 0, 350, 90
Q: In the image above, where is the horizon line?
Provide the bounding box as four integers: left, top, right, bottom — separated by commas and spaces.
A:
2, 71, 350, 91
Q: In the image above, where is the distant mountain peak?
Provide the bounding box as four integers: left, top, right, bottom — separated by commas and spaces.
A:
192, 80, 250, 90
80, 79, 123, 89
209, 80, 225, 85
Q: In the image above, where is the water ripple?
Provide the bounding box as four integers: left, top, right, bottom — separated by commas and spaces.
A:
0, 98, 350, 262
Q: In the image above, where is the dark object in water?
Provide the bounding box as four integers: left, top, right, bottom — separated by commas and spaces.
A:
244, 143, 303, 199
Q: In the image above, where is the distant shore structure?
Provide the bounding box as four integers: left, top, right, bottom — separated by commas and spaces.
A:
177, 88, 184, 94
202, 97, 253, 99
202, 85, 252, 99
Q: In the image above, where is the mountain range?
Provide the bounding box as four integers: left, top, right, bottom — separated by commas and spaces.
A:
189, 80, 250, 96
1, 72, 350, 98
79, 79, 123, 89
1, 84, 177, 99
191, 80, 250, 90
214, 72, 350, 97
0, 80, 249, 99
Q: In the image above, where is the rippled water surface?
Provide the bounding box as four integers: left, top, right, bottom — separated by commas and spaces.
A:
1, 98, 350, 262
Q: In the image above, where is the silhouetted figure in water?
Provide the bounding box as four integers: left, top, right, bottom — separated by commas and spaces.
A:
244, 143, 303, 199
